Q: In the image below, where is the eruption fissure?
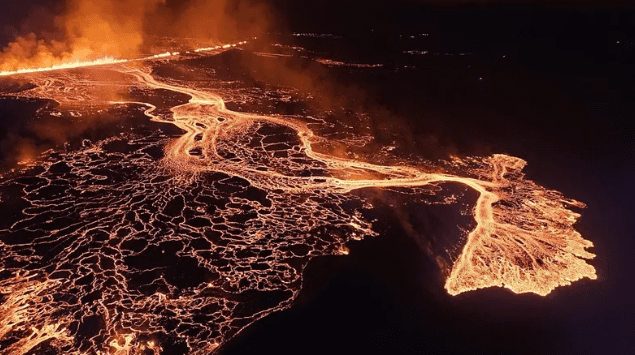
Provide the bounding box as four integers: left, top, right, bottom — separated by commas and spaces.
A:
0, 42, 247, 77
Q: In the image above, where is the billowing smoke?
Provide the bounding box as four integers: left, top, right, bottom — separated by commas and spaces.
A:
0, 0, 276, 170
0, 0, 165, 71
148, 0, 275, 44
0, 0, 275, 72
63, 0, 166, 57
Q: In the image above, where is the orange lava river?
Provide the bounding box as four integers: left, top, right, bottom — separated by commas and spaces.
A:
0, 45, 596, 354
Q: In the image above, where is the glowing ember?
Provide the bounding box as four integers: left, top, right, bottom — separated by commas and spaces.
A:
0, 44, 595, 354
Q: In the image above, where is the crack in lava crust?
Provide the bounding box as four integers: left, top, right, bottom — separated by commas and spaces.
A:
0, 59, 596, 354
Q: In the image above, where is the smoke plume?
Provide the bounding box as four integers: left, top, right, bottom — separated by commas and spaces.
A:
148, 0, 274, 44
0, 0, 275, 72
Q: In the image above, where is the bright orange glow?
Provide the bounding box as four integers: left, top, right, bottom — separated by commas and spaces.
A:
0, 56, 128, 77
0, 0, 166, 74
0, 43, 596, 354
115, 66, 595, 297
0, 41, 249, 77
0, 277, 73, 355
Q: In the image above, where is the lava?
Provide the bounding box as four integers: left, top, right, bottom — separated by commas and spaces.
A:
0, 42, 247, 77
0, 45, 596, 354
121, 65, 596, 295
0, 57, 128, 77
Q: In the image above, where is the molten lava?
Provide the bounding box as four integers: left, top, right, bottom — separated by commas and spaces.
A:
0, 44, 596, 354
0, 42, 247, 77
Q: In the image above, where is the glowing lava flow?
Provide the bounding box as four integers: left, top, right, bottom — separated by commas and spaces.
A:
0, 57, 129, 77
117, 66, 596, 297
0, 49, 596, 355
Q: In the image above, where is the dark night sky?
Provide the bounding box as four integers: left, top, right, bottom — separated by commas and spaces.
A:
1, 1, 634, 354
